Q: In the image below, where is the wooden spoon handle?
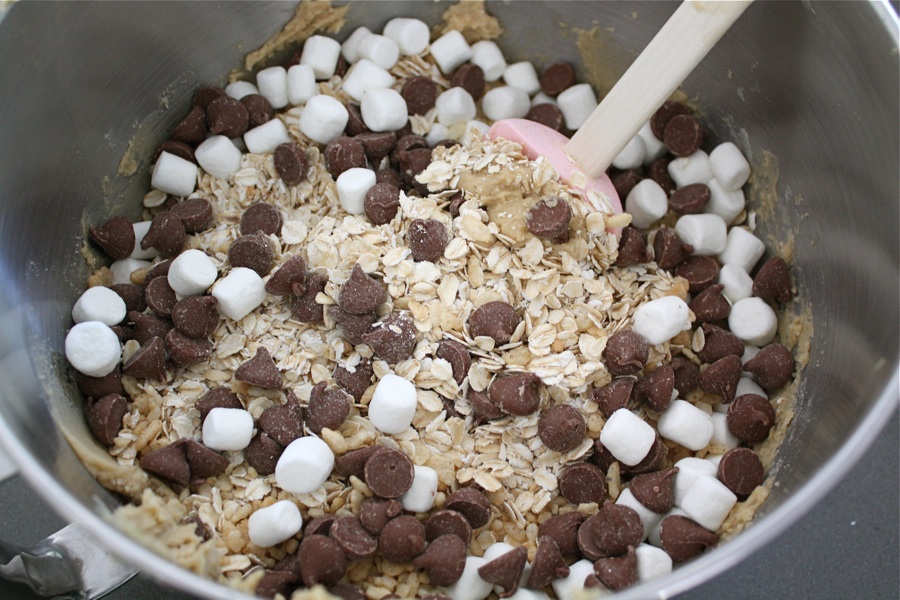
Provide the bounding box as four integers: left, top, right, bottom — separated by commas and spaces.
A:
566, 0, 753, 177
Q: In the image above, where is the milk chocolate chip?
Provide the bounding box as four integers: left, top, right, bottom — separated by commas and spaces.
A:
344, 103, 369, 137
676, 255, 720, 293
184, 439, 228, 484
330, 306, 378, 344
470, 388, 503, 425
78, 369, 124, 400
653, 227, 693, 269
612, 169, 642, 200
336, 445, 385, 480
525, 103, 564, 132
727, 393, 776, 443
577, 503, 643, 560
364, 182, 402, 225
478, 546, 527, 597
170, 197, 213, 234
670, 355, 700, 396
659, 515, 717, 562
361, 313, 417, 363
298, 535, 347, 588
235, 347, 281, 389
650, 101, 691, 141
90, 216, 135, 260
425, 510, 472, 545
408, 219, 448, 262
689, 283, 731, 323
538, 405, 586, 453
468, 301, 521, 345
155, 140, 196, 164
414, 534, 467, 587
699, 355, 743, 403
240, 203, 283, 237
603, 330, 649, 376
435, 340, 471, 385
593, 545, 637, 591
743, 343, 794, 391
324, 137, 367, 180
356, 131, 397, 163
669, 183, 710, 214
307, 382, 351, 433
697, 323, 744, 363
334, 358, 373, 401
84, 394, 129, 446
615, 227, 649, 266
649, 156, 677, 196
526, 196, 571, 243
206, 95, 249, 138
192, 86, 226, 110
540, 62, 576, 96
489, 372, 542, 416
171, 105, 208, 145
255, 571, 297, 599
274, 142, 309, 186
140, 441, 191, 486
359, 497, 402, 536
538, 512, 585, 558
364, 448, 415, 499
379, 516, 427, 563
753, 256, 793, 303
401, 76, 438, 115
527, 536, 570, 588
339, 264, 385, 315
291, 273, 328, 323
145, 276, 177, 318
142, 211, 186, 258
122, 336, 167, 382
259, 398, 304, 446
331, 516, 378, 561
717, 447, 765, 497
559, 462, 608, 505
451, 63, 485, 101
445, 487, 492, 529
629, 467, 678, 514
265, 255, 307, 296
590, 378, 634, 419
165, 329, 212, 366
228, 232, 274, 276
171, 296, 219, 339
240, 94, 274, 128
664, 114, 704, 157
244, 432, 283, 476
196, 387, 242, 421
633, 365, 675, 412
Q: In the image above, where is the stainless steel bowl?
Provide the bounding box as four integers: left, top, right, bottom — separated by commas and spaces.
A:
0, 2, 896, 599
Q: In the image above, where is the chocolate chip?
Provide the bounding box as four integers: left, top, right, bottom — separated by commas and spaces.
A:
650, 101, 691, 141
235, 347, 281, 389
524, 536, 568, 588
590, 378, 634, 419
240, 203, 283, 237
259, 397, 304, 446
298, 535, 347, 588
354, 132, 395, 164
362, 182, 401, 225
307, 382, 351, 433
527, 196, 572, 243
244, 432, 283, 476
379, 515, 427, 563
408, 218, 448, 262
145, 259, 172, 281
478, 545, 527, 597
634, 365, 675, 412
436, 340, 471, 385
339, 264, 385, 314
391, 134, 428, 166
489, 372, 542, 416
331, 516, 378, 561
206, 95, 249, 138
447, 191, 465, 217
401, 76, 438, 115
109, 283, 146, 314
344, 103, 369, 137
171, 105, 208, 145
171, 296, 219, 339
623, 434, 668, 475
183, 513, 211, 542
451, 63, 485, 101
165, 329, 212, 366
84, 393, 128, 446
324, 137, 367, 180
338, 445, 385, 479
303, 515, 336, 538
359, 497, 402, 536
364, 448, 415, 499
184, 438, 227, 484
670, 355, 700, 396
629, 467, 678, 514
142, 211, 186, 257
612, 170, 642, 200
240, 94, 274, 128
129, 311, 173, 345
274, 142, 309, 186
425, 509, 472, 545
752, 256, 793, 304
255, 570, 297, 599
376, 168, 403, 188
649, 156, 677, 196
538, 405, 586, 453
615, 226, 649, 266
415, 534, 468, 587
469, 301, 521, 345
689, 284, 731, 323
577, 503, 643, 560
594, 545, 637, 591
525, 103, 564, 132
123, 336, 167, 382
718, 447, 765, 498
670, 183, 710, 214
330, 306, 378, 345
154, 140, 196, 165
362, 312, 417, 363
193, 86, 226, 110
78, 369, 124, 399
699, 354, 743, 402
664, 114, 704, 157
334, 358, 373, 401
90, 217, 135, 260
697, 323, 744, 363
291, 273, 327, 323
727, 393, 776, 443
603, 330, 649, 376
676, 255, 720, 293
196, 387, 242, 421
265, 256, 306, 297
170, 197, 213, 233
559, 462, 608, 505
470, 388, 502, 425
537, 512, 585, 558
744, 343, 794, 391
659, 515, 717, 562
140, 441, 191, 486
145, 276, 177, 318
397, 147, 433, 192
445, 487, 492, 529
228, 232, 275, 276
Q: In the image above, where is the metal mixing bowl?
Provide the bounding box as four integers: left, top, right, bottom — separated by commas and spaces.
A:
0, 2, 896, 598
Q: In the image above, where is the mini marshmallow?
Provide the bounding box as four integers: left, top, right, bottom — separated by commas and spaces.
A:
531, 92, 557, 107
470, 40, 507, 82
648, 508, 687, 547
736, 375, 768, 399
342, 59, 395, 102
65, 321, 121, 377
705, 178, 746, 224
551, 559, 600, 600
276, 436, 335, 494
73, 286, 127, 326
675, 213, 728, 256
668, 149, 714, 188
617, 487, 663, 540
287, 64, 317, 106
426, 123, 451, 147
256, 66, 288, 109
465, 120, 490, 138
151, 151, 197, 197
483, 542, 516, 562
635, 543, 673, 582
110, 258, 152, 285
657, 399, 714, 451
400, 465, 439, 513
729, 297, 778, 346
638, 121, 667, 163
196, 135, 243, 180
341, 26, 373, 63
503, 61, 541, 95
248, 500, 303, 548
718, 263, 754, 304
168, 249, 217, 296
626, 179, 668, 228
360, 88, 408, 132
430, 30, 473, 75
556, 83, 597, 130
131, 221, 157, 260
742, 345, 761, 364
710, 141, 751, 191
719, 227, 765, 273
336, 168, 377, 215
632, 295, 691, 345
441, 556, 492, 600
705, 453, 724, 469
435, 87, 477, 127
612, 134, 647, 171
710, 412, 739, 448
369, 373, 418, 434
599, 409, 657, 466
300, 35, 342, 79
481, 86, 530, 121
681, 474, 737, 531
357, 34, 400, 70
382, 18, 430, 56
202, 407, 254, 451
244, 119, 290, 155
673, 457, 718, 507
211, 267, 267, 321
224, 81, 259, 100
299, 95, 349, 144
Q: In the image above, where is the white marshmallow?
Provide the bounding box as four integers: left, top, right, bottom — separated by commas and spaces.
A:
202, 407, 254, 451
276, 436, 335, 494
657, 399, 714, 451
742, 344, 761, 364
552, 559, 601, 600
617, 488, 663, 539
167, 249, 217, 297
483, 542, 516, 562
248, 500, 303, 548
612, 134, 646, 170
341, 26, 373, 64
673, 457, 718, 507
465, 120, 490, 138
342, 59, 395, 103
368, 373, 418, 434
72, 286, 127, 326
635, 543, 673, 582
632, 296, 691, 345
556, 83, 597, 130
195, 135, 243, 180
710, 142, 751, 191
719, 227, 765, 273
705, 453, 724, 469
130, 221, 157, 260
626, 179, 668, 228
648, 508, 687, 547
435, 87, 477, 127
675, 213, 728, 256
599, 409, 657, 466
357, 34, 400, 70
718, 263, 754, 304
110, 258, 152, 285
256, 66, 289, 109
470, 40, 507, 82
531, 92, 558, 107
211, 267, 267, 321
244, 119, 291, 155
681, 474, 737, 531
224, 81, 259, 100
705, 178, 746, 224
336, 168, 377, 215
441, 556, 492, 600
65, 321, 121, 378
638, 121, 667, 163
287, 64, 317, 106
668, 150, 714, 187
300, 35, 342, 80
360, 88, 408, 132
481, 86, 530, 121
299, 95, 349, 144
151, 151, 197, 197
710, 412, 739, 448
382, 18, 430, 56
503, 61, 541, 95
729, 297, 778, 346
401, 465, 439, 513
426, 123, 451, 147
430, 30, 473, 75
735, 376, 768, 400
